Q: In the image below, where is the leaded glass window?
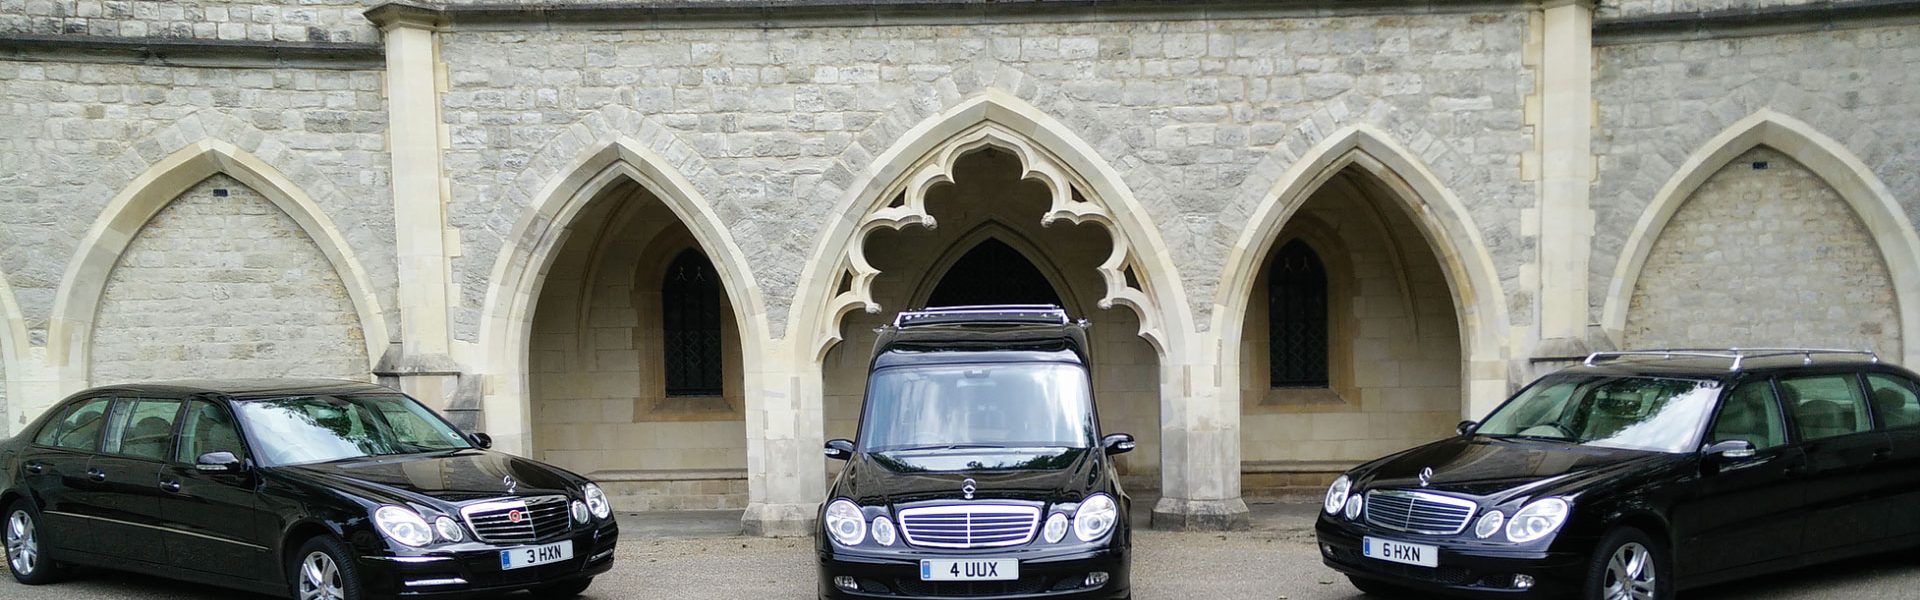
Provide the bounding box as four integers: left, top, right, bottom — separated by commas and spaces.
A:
1268, 240, 1329, 387
662, 249, 724, 397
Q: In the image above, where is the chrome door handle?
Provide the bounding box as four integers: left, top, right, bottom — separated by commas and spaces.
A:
23, 463, 44, 474
160, 480, 181, 493
86, 469, 107, 482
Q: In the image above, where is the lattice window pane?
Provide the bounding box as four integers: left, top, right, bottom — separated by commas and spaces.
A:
1268, 240, 1330, 387
662, 249, 724, 397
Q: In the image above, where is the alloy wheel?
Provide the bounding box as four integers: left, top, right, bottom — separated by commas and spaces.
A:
1602, 541, 1657, 600
298, 550, 345, 600
5, 510, 35, 576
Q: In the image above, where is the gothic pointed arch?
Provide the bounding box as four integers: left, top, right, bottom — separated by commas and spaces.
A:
1601, 110, 1920, 366
47, 139, 389, 378
0, 267, 23, 434
908, 222, 1081, 312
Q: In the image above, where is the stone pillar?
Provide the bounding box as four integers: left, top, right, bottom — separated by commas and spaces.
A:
1530, 0, 1598, 362
742, 342, 828, 536
366, 3, 465, 415
1151, 337, 1250, 530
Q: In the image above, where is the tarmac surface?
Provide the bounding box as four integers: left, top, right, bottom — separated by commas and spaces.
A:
3, 497, 1917, 599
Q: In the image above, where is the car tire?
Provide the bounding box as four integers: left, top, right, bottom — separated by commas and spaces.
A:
288, 535, 366, 600
5, 500, 65, 585
532, 577, 594, 598
1584, 527, 1673, 600
1346, 575, 1408, 597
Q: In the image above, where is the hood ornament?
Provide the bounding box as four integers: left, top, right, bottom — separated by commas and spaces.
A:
1418, 468, 1434, 488
503, 475, 518, 494
962, 478, 977, 500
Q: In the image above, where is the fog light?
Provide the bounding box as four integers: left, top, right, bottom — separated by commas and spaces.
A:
1084, 571, 1109, 588
1513, 574, 1535, 590
834, 576, 858, 591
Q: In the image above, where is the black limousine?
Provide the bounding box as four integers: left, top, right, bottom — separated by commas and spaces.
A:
1, 379, 617, 599
1318, 348, 1920, 600
818, 305, 1135, 599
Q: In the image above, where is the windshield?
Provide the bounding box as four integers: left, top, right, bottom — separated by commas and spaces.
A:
859, 363, 1096, 452
235, 394, 472, 466
1474, 375, 1721, 453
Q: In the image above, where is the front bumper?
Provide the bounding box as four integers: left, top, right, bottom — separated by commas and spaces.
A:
819, 544, 1129, 599
359, 520, 618, 598
1316, 518, 1585, 599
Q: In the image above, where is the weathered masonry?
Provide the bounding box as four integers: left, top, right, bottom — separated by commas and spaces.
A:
2, 0, 1917, 534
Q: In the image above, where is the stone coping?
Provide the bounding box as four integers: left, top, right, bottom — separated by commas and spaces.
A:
0, 33, 383, 69
1595, 0, 1920, 45
590, 468, 749, 482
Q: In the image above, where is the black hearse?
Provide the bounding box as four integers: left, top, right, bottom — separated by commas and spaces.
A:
1318, 348, 1920, 600
817, 305, 1135, 599
1, 379, 617, 599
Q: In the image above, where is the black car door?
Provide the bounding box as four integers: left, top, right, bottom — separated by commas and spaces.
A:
157, 398, 273, 578
84, 395, 184, 565
1672, 379, 1807, 579
1861, 372, 1920, 542
1777, 374, 1893, 557
18, 396, 113, 559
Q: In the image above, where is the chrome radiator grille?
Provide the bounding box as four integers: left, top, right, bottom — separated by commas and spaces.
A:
1364, 490, 1476, 535
460, 495, 571, 544
898, 505, 1041, 549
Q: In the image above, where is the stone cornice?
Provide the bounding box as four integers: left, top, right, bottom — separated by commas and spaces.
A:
0, 34, 384, 69
361, 0, 1536, 30
1596, 0, 1920, 45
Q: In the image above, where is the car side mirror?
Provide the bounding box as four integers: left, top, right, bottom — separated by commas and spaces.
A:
1456, 421, 1478, 436
468, 432, 493, 449
824, 439, 855, 461
1102, 433, 1136, 456
1703, 440, 1758, 462
195, 451, 245, 473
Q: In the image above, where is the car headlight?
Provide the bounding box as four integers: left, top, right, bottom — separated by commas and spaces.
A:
1044, 513, 1070, 544
1474, 510, 1505, 539
871, 516, 897, 547
824, 500, 866, 546
433, 516, 465, 543
1505, 498, 1569, 543
583, 483, 612, 519
1343, 494, 1364, 521
1324, 475, 1352, 515
373, 505, 434, 547
1073, 494, 1118, 542
571, 500, 591, 524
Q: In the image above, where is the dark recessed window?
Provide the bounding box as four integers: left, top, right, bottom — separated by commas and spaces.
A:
926, 238, 1062, 308
662, 249, 724, 397
1268, 240, 1329, 388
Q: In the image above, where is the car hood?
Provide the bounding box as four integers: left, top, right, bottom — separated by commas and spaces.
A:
280, 449, 584, 506
1354, 436, 1670, 504
839, 447, 1100, 506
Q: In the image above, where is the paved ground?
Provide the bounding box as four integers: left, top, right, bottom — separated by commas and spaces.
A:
4, 498, 1917, 599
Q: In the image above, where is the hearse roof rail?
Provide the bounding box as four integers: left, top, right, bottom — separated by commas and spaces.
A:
893, 305, 1074, 329
1582, 348, 1880, 371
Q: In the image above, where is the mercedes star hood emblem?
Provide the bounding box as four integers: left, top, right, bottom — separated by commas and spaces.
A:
962, 478, 977, 500
1418, 467, 1434, 488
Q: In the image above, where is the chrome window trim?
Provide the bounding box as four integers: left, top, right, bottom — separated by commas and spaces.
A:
897, 504, 1041, 549
1363, 489, 1478, 536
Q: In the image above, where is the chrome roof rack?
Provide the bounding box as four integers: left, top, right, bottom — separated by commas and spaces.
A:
1582, 348, 1879, 371
893, 305, 1073, 329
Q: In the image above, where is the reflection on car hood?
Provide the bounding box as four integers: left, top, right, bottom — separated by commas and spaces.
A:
280, 450, 582, 505
1358, 436, 1668, 502
842, 447, 1098, 505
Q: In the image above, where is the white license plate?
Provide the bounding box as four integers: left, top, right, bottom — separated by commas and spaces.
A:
920, 558, 1018, 581
499, 540, 573, 571
1363, 537, 1438, 568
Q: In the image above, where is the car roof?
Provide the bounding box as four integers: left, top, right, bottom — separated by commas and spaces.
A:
79, 378, 394, 400
872, 306, 1092, 368
1558, 350, 1903, 381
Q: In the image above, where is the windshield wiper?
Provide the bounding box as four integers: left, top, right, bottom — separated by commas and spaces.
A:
1491, 434, 1576, 443
889, 443, 1009, 452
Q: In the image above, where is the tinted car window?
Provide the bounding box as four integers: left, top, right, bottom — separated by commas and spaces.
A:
104, 397, 183, 461
1865, 374, 1920, 430
860, 363, 1095, 451
176, 400, 248, 464
1476, 375, 1719, 453
1779, 375, 1872, 441
1709, 382, 1788, 450
34, 397, 112, 451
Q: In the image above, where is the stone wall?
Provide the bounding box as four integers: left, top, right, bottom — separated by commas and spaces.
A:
1597, 0, 1827, 19
436, 10, 1536, 340
90, 174, 370, 384
1624, 147, 1900, 355
0, 60, 395, 339
1, 0, 377, 43
1591, 23, 1920, 315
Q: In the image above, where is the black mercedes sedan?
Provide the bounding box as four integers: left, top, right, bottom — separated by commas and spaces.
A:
1317, 348, 1920, 600
0, 379, 617, 599
818, 306, 1133, 599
